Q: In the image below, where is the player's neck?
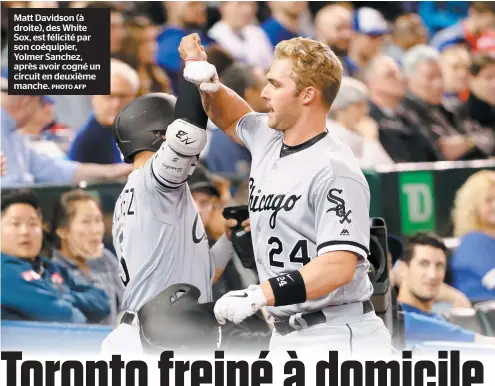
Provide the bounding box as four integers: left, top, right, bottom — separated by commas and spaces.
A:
282, 112, 327, 146
133, 152, 154, 170
398, 288, 433, 314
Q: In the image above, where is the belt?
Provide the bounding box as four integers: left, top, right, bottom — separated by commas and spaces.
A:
273, 299, 374, 336
120, 311, 137, 325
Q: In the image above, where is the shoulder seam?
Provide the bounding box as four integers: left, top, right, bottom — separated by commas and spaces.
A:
313, 175, 370, 196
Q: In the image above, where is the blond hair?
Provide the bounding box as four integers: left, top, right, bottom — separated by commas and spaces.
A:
274, 37, 343, 108
452, 170, 495, 237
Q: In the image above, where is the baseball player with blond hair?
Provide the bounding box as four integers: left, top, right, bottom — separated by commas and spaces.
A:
179, 33, 392, 354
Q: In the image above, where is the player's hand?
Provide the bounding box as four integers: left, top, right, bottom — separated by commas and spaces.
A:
224, 218, 251, 240
179, 33, 207, 62
214, 285, 267, 325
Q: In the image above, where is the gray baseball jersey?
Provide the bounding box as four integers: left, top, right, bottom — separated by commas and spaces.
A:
112, 156, 214, 312
237, 112, 374, 318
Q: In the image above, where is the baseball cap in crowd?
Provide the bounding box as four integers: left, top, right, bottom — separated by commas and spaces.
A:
0, 68, 54, 104
188, 165, 220, 198
353, 7, 390, 36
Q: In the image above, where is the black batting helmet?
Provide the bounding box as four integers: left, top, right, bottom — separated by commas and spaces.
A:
137, 284, 220, 353
113, 92, 176, 163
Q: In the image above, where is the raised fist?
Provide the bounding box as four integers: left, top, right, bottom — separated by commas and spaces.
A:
179, 33, 207, 62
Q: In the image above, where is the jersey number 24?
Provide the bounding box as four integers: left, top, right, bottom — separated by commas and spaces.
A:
268, 236, 311, 268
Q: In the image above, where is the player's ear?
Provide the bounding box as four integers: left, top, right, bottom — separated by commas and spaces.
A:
301, 87, 317, 105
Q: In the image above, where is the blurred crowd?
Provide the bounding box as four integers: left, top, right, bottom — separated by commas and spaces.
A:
1, 1, 495, 348
1, 1, 494, 187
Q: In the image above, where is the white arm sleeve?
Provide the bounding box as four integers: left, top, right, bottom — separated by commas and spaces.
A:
151, 119, 207, 190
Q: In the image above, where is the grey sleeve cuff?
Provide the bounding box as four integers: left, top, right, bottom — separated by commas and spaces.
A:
210, 234, 235, 270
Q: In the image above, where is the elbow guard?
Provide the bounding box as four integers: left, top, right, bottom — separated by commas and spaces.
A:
152, 119, 207, 187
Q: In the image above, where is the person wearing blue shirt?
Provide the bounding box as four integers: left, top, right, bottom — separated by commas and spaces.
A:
430, 2, 495, 52
0, 190, 110, 323
69, 59, 139, 165
396, 232, 495, 346
156, 1, 213, 94
0, 74, 131, 188
451, 170, 495, 302
261, 2, 308, 48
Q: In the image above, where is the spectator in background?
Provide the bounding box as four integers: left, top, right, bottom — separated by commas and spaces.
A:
431, 2, 495, 52
345, 7, 389, 78
390, 235, 471, 309
188, 165, 223, 246
85, 2, 126, 57
397, 232, 495, 346
400, 45, 488, 161
204, 45, 236, 77
451, 170, 495, 302
314, 4, 353, 59
418, 1, 469, 36
156, 1, 211, 93
188, 165, 232, 246
261, 1, 308, 48
69, 59, 139, 164
117, 17, 172, 96
383, 13, 428, 64
19, 95, 71, 158
1, 190, 110, 323
203, 63, 267, 179
208, 2, 273, 70
327, 77, 394, 169
50, 190, 124, 325
460, 54, 495, 130
365, 55, 438, 163
439, 44, 471, 110
0, 77, 131, 188
51, 2, 127, 130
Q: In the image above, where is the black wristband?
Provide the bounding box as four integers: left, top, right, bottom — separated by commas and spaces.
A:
268, 270, 306, 307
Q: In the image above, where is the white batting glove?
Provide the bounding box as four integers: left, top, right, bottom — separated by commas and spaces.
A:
183, 61, 219, 93
214, 285, 267, 325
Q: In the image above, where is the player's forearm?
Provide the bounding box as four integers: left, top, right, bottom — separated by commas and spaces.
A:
210, 234, 235, 283
200, 84, 252, 140
260, 251, 358, 307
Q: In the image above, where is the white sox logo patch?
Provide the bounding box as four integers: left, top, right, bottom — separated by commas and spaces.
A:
326, 188, 352, 224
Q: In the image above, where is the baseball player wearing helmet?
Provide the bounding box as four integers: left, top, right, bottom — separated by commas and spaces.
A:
179, 34, 392, 355
101, 82, 238, 354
